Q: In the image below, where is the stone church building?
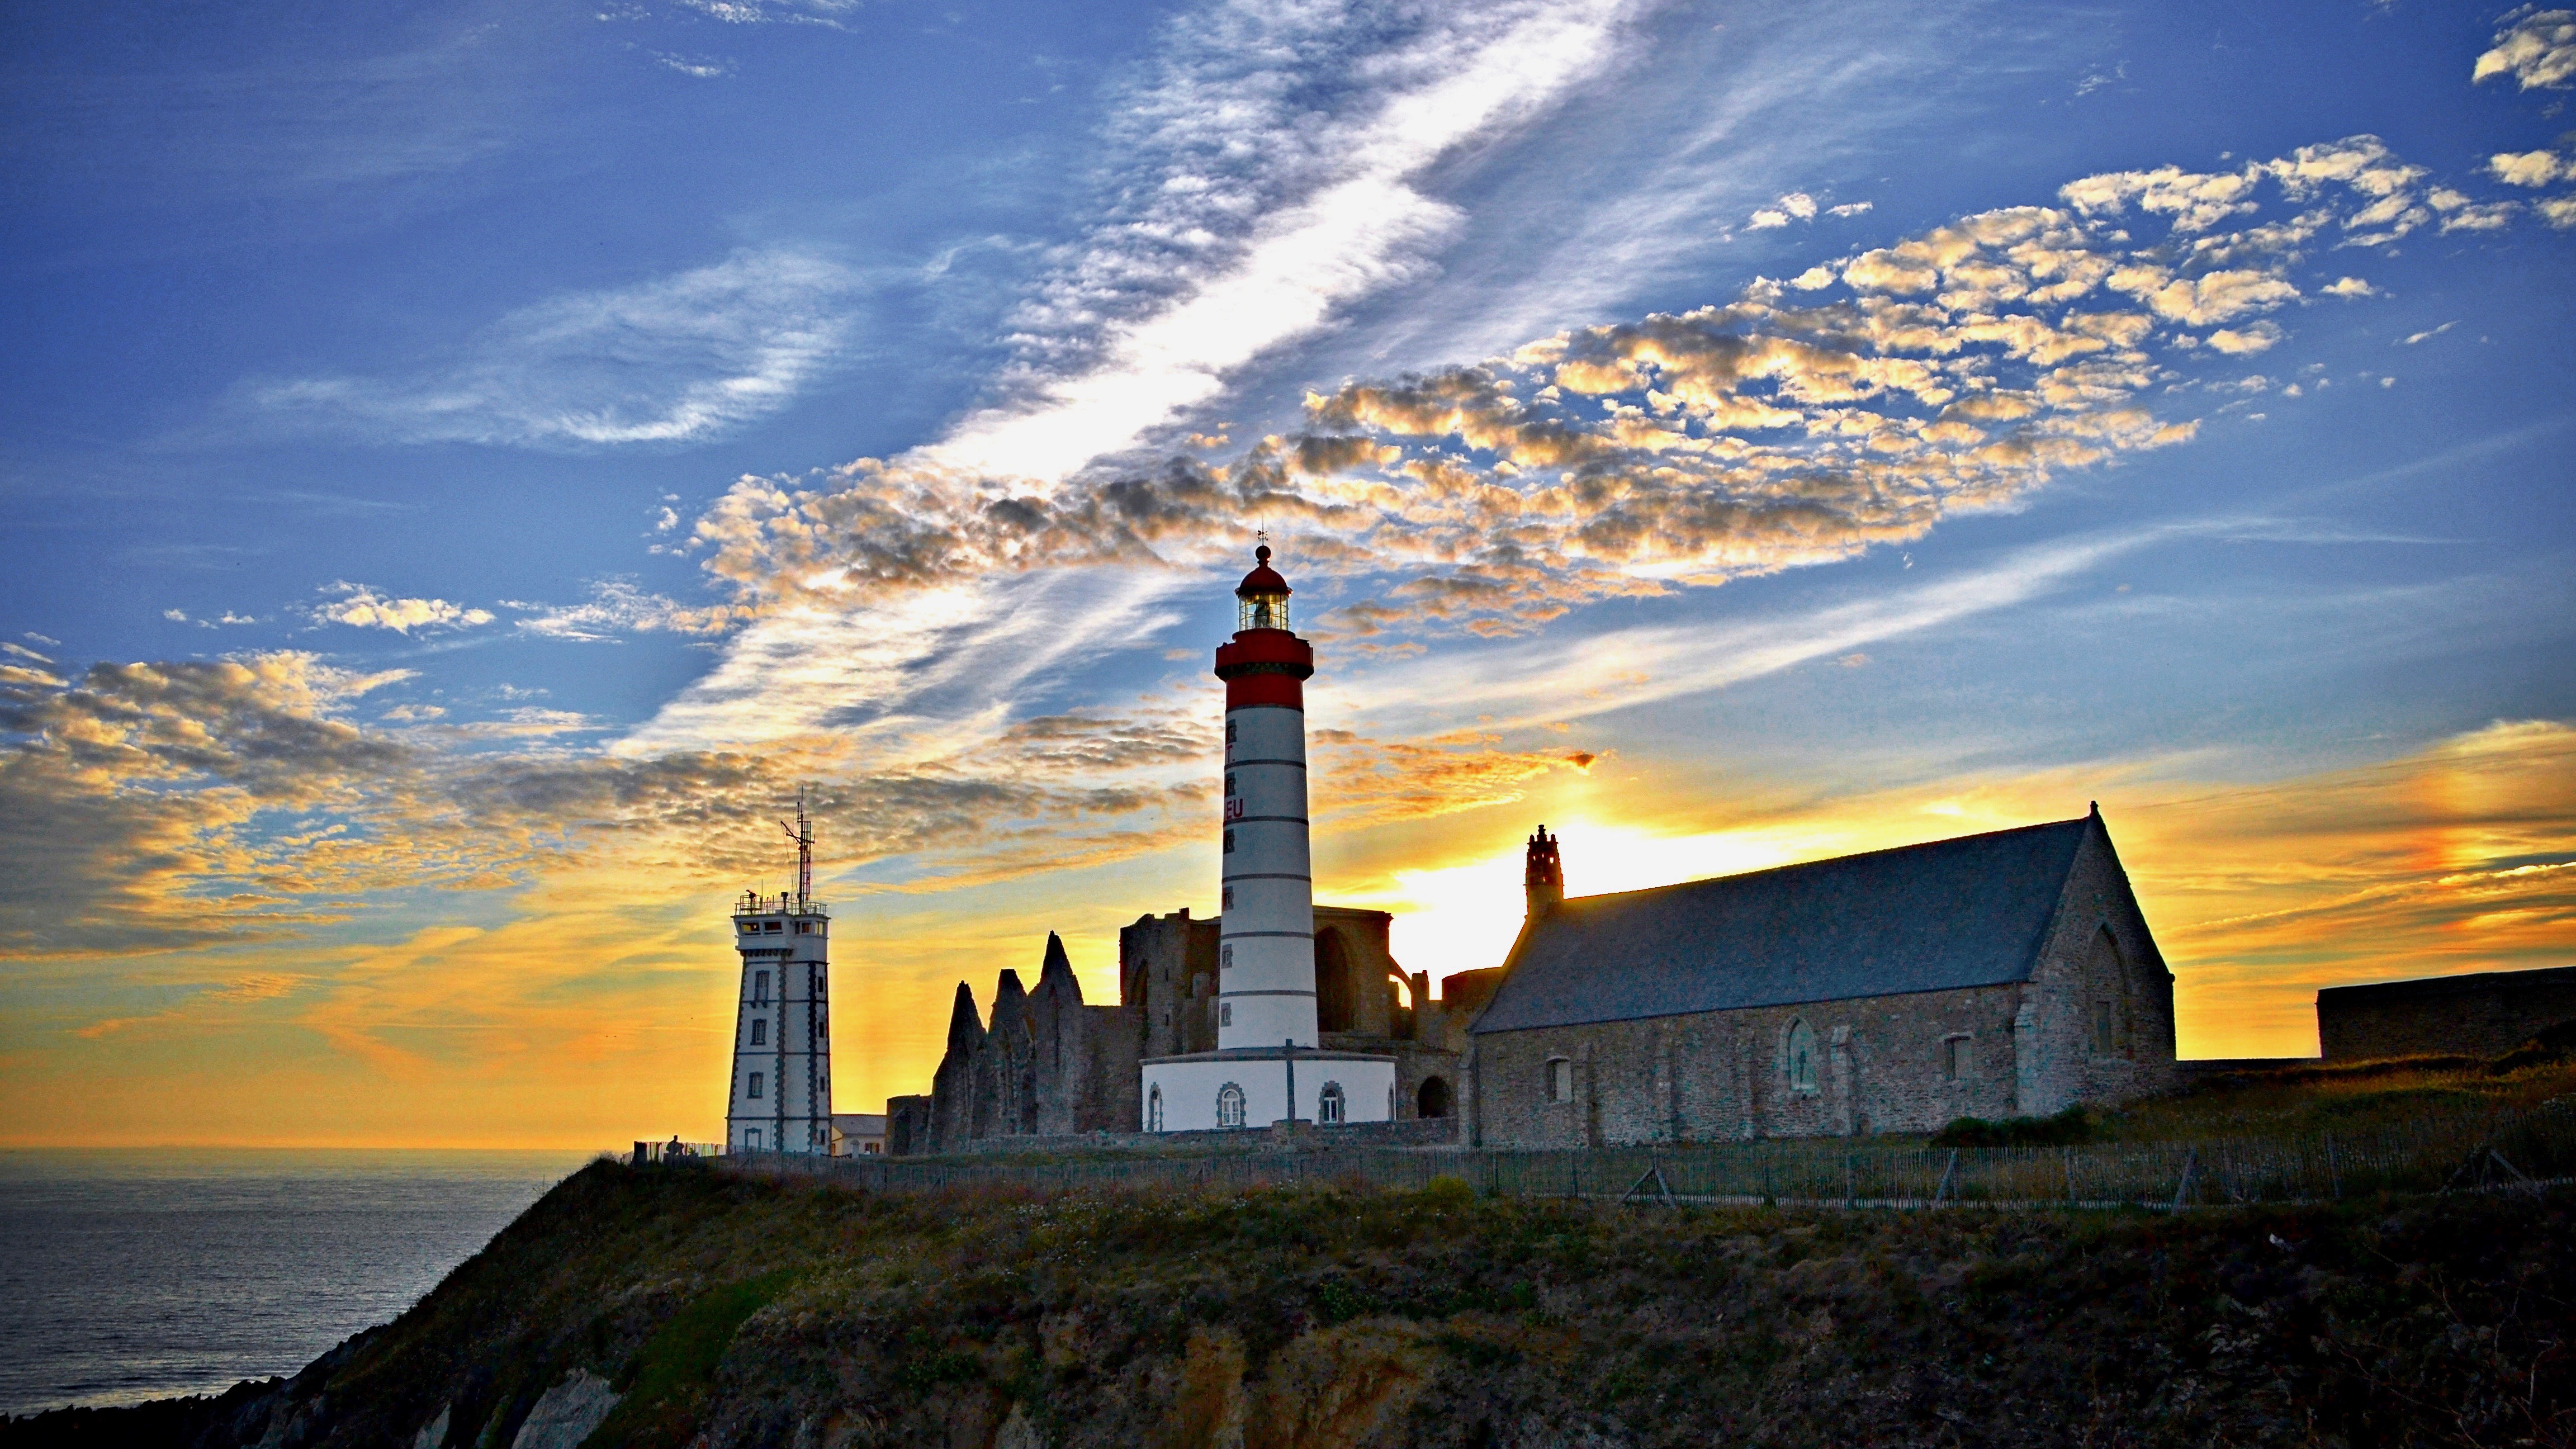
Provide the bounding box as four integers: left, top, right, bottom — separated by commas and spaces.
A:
887, 910, 1497, 1155
1464, 807, 2180, 1148
880, 806, 2180, 1154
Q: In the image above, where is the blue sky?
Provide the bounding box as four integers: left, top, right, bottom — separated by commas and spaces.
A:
3, 0, 2572, 1143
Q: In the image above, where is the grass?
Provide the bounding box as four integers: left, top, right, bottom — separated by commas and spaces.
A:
12, 1158, 2576, 1447
2090, 1050, 2576, 1144
15, 1048, 2576, 1448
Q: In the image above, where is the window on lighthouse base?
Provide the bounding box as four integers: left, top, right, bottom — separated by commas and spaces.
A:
1216, 1083, 1246, 1129
1318, 1082, 1346, 1125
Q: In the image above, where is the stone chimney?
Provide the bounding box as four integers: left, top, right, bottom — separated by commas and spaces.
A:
1525, 824, 1564, 917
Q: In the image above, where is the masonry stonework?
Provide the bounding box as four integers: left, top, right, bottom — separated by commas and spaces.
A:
2316, 965, 2576, 1061
1467, 811, 2181, 1148
895, 907, 1475, 1156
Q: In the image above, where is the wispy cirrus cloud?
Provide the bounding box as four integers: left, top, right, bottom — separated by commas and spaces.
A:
504, 577, 735, 643
917, 0, 1651, 485
690, 134, 2502, 654
240, 246, 866, 448
673, 0, 859, 26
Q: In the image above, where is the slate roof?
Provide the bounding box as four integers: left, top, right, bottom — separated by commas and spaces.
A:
1472, 816, 2096, 1034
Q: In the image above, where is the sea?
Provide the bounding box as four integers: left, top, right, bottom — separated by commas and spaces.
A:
0, 1148, 595, 1420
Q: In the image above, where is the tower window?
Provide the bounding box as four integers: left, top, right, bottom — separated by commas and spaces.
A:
1216, 1082, 1246, 1129
1220, 1002, 1233, 1027
1547, 1057, 1573, 1104
1223, 830, 1235, 854
750, 1019, 767, 1046
1220, 943, 1233, 968
743, 1128, 761, 1150
753, 971, 770, 1003
1225, 718, 1238, 744
1318, 1081, 1346, 1125
1224, 771, 1237, 798
747, 1073, 765, 1100
1222, 885, 1234, 910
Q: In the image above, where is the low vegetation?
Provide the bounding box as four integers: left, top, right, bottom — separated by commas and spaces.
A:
2092, 1035, 2576, 1144
13, 1045, 2575, 1448
10, 1161, 2574, 1448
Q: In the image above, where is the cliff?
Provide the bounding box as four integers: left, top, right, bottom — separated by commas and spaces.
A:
7, 1164, 2575, 1448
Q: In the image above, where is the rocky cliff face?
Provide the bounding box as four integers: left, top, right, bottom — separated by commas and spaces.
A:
8, 1164, 2575, 1448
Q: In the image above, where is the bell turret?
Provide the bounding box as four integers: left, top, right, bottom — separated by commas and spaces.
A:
1525, 824, 1564, 916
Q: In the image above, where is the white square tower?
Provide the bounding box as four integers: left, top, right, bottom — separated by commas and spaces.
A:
724, 802, 833, 1153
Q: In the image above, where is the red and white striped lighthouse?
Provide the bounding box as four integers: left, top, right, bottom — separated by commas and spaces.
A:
1214, 545, 1318, 1052
1138, 544, 1395, 1133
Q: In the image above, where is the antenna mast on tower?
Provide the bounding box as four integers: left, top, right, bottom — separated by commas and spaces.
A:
781, 794, 813, 908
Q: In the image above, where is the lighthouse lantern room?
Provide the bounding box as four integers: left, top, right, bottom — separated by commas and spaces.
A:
1139, 544, 1396, 1131
724, 799, 834, 1154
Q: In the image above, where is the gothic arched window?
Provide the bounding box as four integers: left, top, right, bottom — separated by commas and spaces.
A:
1318, 1081, 1346, 1124
1216, 1082, 1246, 1129
1785, 1020, 1817, 1093
1146, 1084, 1164, 1133
2089, 927, 2128, 1055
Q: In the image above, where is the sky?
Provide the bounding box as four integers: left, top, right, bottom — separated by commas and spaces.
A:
2, 0, 2572, 1148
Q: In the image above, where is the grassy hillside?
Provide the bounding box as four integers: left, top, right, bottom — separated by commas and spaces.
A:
10, 1162, 2574, 1449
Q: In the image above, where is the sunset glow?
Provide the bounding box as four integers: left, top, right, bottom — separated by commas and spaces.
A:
3, 0, 2570, 1147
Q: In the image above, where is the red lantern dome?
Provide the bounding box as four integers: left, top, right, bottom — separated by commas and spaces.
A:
1234, 544, 1291, 632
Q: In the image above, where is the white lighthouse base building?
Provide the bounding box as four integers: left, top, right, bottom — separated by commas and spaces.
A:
1141, 1048, 1397, 1133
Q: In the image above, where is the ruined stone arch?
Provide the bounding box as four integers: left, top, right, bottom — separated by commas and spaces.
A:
1417, 1075, 1451, 1119
1315, 926, 1358, 1032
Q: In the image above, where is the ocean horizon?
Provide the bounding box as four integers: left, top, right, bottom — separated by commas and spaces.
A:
0, 1148, 595, 1419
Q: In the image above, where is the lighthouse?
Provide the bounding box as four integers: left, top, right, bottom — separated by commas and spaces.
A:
1139, 545, 1395, 1132
723, 799, 833, 1154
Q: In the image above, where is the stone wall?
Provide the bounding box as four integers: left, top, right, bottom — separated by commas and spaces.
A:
885, 1094, 932, 1157
1469, 982, 2032, 1147
938, 1112, 1460, 1157
1467, 822, 2181, 1147
2317, 965, 2576, 1060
